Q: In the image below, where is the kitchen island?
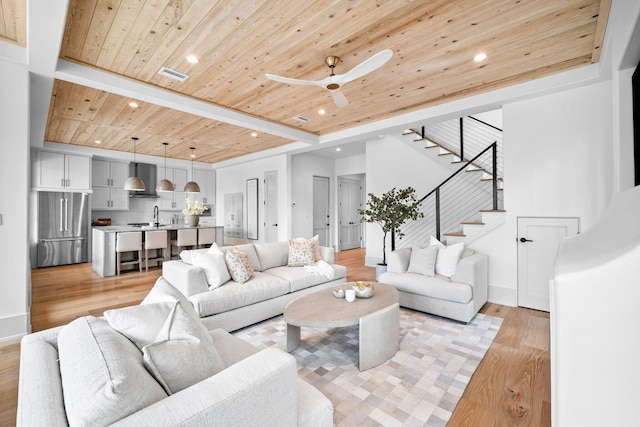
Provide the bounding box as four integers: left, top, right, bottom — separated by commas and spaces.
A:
92, 224, 224, 277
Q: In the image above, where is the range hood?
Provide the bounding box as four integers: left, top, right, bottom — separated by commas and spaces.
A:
129, 162, 159, 198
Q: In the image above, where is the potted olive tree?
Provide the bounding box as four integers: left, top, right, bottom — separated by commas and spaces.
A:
358, 187, 424, 279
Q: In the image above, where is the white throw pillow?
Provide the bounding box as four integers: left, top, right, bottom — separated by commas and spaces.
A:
141, 277, 200, 323
192, 250, 231, 289
142, 301, 225, 395
387, 247, 412, 273
407, 245, 438, 276
429, 237, 464, 277
104, 302, 176, 349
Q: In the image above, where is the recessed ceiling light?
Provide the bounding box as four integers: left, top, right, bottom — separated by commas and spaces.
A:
186, 55, 199, 64
336, 148, 341, 152
190, 152, 196, 158
129, 101, 138, 108
95, 140, 101, 144
251, 131, 258, 137
474, 52, 487, 62
318, 108, 326, 115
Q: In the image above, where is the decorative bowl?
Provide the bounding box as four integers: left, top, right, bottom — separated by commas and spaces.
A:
352, 282, 374, 298
332, 288, 345, 298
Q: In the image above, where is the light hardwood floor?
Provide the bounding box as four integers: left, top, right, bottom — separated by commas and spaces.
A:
0, 248, 550, 426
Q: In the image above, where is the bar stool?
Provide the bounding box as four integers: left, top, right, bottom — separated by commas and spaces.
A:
197, 228, 217, 248
144, 230, 168, 271
171, 228, 198, 259
115, 232, 142, 275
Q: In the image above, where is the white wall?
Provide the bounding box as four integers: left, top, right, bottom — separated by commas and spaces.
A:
215, 155, 289, 243
0, 59, 30, 340
364, 135, 452, 264
290, 153, 334, 240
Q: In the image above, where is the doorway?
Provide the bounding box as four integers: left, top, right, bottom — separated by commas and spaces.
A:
264, 170, 278, 243
517, 217, 579, 311
338, 176, 363, 251
313, 176, 330, 247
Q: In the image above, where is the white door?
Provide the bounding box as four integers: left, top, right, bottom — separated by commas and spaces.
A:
338, 177, 362, 250
517, 217, 579, 311
264, 171, 278, 243
313, 176, 330, 246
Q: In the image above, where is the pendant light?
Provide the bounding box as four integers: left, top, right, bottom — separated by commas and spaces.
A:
156, 142, 174, 192
183, 147, 201, 193
124, 137, 146, 191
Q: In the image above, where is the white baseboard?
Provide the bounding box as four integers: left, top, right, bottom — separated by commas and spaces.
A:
0, 312, 30, 343
488, 284, 517, 307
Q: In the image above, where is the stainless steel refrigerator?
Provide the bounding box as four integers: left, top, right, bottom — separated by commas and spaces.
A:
37, 192, 89, 267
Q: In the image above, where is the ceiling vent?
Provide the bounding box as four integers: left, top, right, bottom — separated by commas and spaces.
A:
294, 115, 310, 123
158, 67, 189, 82
101, 124, 122, 131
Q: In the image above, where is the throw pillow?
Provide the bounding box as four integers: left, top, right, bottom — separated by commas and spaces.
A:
104, 302, 176, 349
294, 235, 322, 262
387, 247, 412, 273
141, 276, 200, 323
225, 248, 254, 283
142, 301, 225, 395
287, 239, 315, 267
192, 250, 231, 289
429, 237, 464, 277
207, 242, 223, 255
407, 245, 439, 276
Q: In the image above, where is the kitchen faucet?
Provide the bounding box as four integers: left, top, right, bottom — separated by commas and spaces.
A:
153, 205, 159, 228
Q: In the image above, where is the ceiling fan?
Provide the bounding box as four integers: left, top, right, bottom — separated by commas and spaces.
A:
265, 49, 393, 108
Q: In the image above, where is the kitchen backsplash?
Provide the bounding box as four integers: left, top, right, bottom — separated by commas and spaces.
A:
92, 197, 215, 226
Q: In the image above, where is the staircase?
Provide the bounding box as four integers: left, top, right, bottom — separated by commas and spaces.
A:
397, 116, 505, 247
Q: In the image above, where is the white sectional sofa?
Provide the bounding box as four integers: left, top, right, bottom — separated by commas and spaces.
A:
17, 277, 334, 427
162, 241, 347, 332
378, 240, 488, 323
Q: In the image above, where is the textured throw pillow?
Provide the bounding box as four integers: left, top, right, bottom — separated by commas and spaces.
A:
407, 245, 439, 276
141, 276, 200, 323
142, 301, 225, 395
104, 302, 176, 349
225, 248, 254, 283
429, 237, 465, 277
296, 235, 322, 262
192, 250, 231, 289
387, 247, 412, 273
288, 239, 315, 267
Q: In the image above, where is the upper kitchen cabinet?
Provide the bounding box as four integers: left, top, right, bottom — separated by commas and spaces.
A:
91, 159, 129, 210
192, 169, 216, 204
158, 167, 188, 210
32, 150, 91, 191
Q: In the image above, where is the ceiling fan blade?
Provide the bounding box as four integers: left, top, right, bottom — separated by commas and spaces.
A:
334, 49, 393, 84
330, 88, 349, 107
264, 73, 322, 86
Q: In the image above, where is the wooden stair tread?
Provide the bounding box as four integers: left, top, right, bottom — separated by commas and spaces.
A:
444, 231, 465, 237
438, 152, 455, 156
480, 209, 506, 212
461, 221, 484, 225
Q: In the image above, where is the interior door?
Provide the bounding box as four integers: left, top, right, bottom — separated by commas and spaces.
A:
517, 217, 579, 311
313, 176, 330, 246
338, 177, 362, 250
264, 171, 278, 243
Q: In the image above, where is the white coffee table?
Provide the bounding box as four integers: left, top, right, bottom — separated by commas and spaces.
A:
283, 282, 399, 371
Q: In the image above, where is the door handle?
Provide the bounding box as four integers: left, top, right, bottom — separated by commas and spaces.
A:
519, 237, 533, 243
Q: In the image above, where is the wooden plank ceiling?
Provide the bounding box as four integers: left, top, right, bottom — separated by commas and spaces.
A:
0, 0, 26, 46
45, 0, 610, 162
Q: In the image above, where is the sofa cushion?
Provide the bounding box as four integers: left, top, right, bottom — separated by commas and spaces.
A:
104, 302, 182, 349
57, 316, 167, 427
265, 263, 346, 292
379, 271, 472, 304
225, 248, 254, 283
388, 247, 412, 273
179, 248, 209, 265
142, 276, 200, 322
287, 239, 315, 267
142, 301, 225, 395
192, 250, 231, 289
188, 272, 291, 317
254, 241, 289, 270
407, 245, 438, 276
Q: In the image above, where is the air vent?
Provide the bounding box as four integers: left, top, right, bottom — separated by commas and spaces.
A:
158, 67, 189, 82
294, 115, 310, 123
101, 124, 122, 131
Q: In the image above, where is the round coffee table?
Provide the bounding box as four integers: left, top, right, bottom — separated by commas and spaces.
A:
283, 282, 399, 371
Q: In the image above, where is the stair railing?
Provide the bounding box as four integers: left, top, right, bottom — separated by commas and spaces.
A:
399, 142, 499, 246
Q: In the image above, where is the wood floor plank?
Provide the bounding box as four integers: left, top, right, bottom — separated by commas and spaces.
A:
0, 248, 551, 426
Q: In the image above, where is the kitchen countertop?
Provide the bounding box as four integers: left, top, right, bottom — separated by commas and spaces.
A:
93, 224, 223, 233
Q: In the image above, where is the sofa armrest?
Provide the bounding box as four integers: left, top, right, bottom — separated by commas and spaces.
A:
112, 348, 299, 427
161, 260, 209, 298
319, 246, 335, 264
451, 253, 488, 309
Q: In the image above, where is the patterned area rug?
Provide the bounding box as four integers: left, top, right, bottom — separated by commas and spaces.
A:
233, 308, 502, 426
